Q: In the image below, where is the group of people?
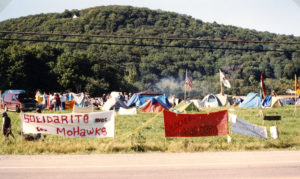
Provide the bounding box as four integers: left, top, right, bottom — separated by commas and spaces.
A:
36, 91, 67, 111
91, 92, 132, 109
37, 91, 133, 111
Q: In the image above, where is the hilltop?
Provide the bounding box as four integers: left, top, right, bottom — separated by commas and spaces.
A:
0, 6, 299, 97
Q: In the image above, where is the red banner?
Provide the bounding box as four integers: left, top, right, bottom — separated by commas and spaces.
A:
163, 110, 228, 137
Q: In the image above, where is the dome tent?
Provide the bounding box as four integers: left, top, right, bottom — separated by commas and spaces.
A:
199, 94, 222, 107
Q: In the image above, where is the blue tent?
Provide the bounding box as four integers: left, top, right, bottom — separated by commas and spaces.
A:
139, 97, 171, 109
262, 96, 272, 107
280, 98, 295, 105
239, 93, 262, 108
127, 92, 172, 108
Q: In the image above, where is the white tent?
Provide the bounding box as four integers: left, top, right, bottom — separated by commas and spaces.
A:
200, 94, 222, 107
118, 107, 137, 115
102, 92, 127, 111
216, 94, 230, 106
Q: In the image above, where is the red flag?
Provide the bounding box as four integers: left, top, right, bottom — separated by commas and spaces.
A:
260, 74, 267, 99
163, 110, 228, 137
185, 71, 193, 90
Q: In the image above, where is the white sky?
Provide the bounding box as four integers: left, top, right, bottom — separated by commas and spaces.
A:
0, 0, 300, 36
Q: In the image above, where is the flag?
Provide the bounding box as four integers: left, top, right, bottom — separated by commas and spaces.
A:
260, 74, 267, 99
295, 74, 300, 96
219, 69, 231, 88
185, 70, 193, 90
163, 110, 228, 137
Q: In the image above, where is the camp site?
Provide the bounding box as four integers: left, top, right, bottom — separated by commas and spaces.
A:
0, 2, 300, 179
0, 84, 300, 153
0, 4, 299, 154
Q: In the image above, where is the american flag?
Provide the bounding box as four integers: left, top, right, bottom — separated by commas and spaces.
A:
185, 71, 193, 90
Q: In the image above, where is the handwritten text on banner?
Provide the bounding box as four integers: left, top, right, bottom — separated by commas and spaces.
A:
21, 111, 115, 138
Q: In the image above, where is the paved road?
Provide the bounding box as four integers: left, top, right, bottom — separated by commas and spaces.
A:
0, 151, 300, 179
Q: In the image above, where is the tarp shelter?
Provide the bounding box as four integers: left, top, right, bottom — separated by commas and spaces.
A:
232, 97, 244, 107
127, 91, 172, 108
280, 97, 295, 105
68, 92, 85, 107
65, 100, 75, 109
239, 93, 262, 108
140, 98, 168, 113
118, 107, 137, 115
199, 94, 222, 107
262, 96, 282, 108
216, 94, 231, 106
174, 101, 200, 112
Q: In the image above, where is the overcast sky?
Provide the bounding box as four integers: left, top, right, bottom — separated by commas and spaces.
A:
0, 0, 300, 36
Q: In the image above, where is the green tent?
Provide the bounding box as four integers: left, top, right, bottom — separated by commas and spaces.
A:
173, 101, 200, 112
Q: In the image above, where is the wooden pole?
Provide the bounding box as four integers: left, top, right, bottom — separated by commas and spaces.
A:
294, 74, 297, 115
220, 78, 223, 95
184, 70, 187, 101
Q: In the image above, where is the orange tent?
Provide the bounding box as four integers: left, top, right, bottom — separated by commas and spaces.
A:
140, 98, 168, 113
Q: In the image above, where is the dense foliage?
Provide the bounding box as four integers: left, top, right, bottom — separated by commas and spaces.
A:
0, 6, 299, 97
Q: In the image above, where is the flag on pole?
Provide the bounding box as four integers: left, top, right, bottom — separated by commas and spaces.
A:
219, 69, 231, 88
185, 70, 193, 90
260, 74, 267, 99
295, 74, 300, 96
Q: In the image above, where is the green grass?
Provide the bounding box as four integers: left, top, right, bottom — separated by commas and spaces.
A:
0, 106, 300, 154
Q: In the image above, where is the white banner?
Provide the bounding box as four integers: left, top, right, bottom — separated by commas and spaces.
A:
270, 126, 278, 139
21, 111, 115, 138
232, 117, 268, 140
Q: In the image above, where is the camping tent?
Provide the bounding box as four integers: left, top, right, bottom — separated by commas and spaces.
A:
140, 98, 168, 113
280, 97, 295, 105
174, 101, 200, 112
262, 96, 282, 108
118, 107, 137, 115
216, 94, 231, 106
199, 94, 222, 107
127, 91, 172, 108
232, 97, 244, 107
239, 93, 262, 108
102, 97, 127, 111
190, 99, 201, 109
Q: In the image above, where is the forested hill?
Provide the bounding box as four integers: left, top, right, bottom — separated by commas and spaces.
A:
0, 6, 299, 97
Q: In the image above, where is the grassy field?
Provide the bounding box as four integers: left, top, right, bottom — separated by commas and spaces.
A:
0, 106, 300, 154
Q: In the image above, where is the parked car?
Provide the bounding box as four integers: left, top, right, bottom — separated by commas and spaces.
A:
2, 92, 38, 112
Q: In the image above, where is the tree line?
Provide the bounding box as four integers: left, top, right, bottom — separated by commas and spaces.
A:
0, 6, 299, 98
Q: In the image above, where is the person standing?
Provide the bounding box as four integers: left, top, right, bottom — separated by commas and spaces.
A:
54, 93, 61, 111
60, 92, 66, 110
2, 112, 15, 141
